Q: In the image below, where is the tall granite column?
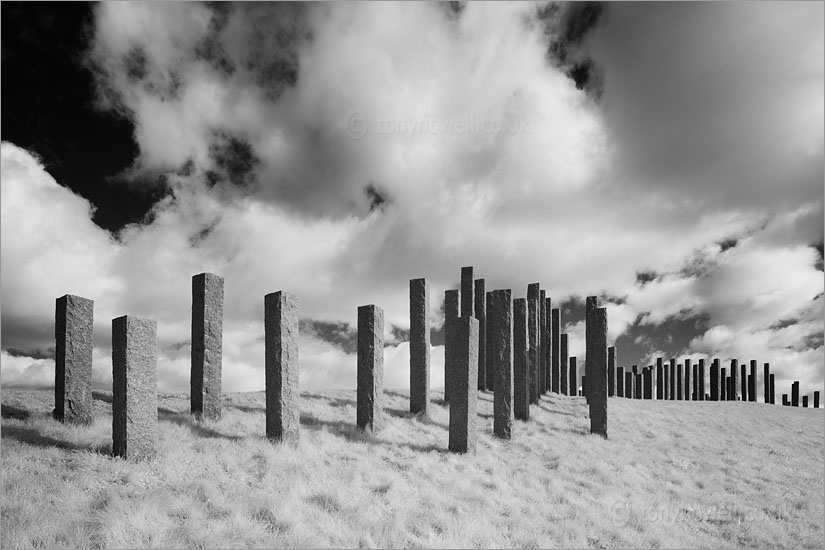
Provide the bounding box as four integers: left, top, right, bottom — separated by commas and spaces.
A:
489, 290, 513, 439
749, 360, 757, 402
551, 309, 561, 393
698, 359, 706, 401
730, 359, 738, 401
545, 297, 553, 393
624, 371, 632, 399
617, 366, 624, 397
449, 316, 478, 453
659, 358, 666, 400
112, 316, 158, 460
802, 396, 809, 407
570, 357, 578, 397
357, 305, 384, 432
191, 273, 224, 420
513, 298, 529, 420
444, 289, 459, 403
54, 295, 94, 424
710, 360, 719, 401
814, 391, 820, 408
485, 292, 496, 391
791, 381, 799, 406
527, 283, 540, 404
265, 291, 300, 444
693, 363, 699, 401
634, 372, 642, 399
409, 279, 430, 415
669, 358, 676, 400
740, 362, 747, 401
684, 359, 692, 401
720, 368, 727, 401
769, 373, 775, 404
560, 333, 569, 395
461, 267, 474, 318
677, 364, 683, 400
782, 394, 789, 406
763, 363, 770, 404
540, 290, 547, 396
608, 346, 616, 397
643, 367, 652, 399
588, 307, 608, 437
585, 296, 597, 402
474, 279, 487, 391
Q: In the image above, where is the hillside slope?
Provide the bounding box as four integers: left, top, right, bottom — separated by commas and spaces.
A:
2, 387, 823, 548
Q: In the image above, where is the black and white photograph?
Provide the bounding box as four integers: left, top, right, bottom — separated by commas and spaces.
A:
1, 1, 823, 548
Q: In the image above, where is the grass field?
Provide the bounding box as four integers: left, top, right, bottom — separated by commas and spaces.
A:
1, 387, 823, 549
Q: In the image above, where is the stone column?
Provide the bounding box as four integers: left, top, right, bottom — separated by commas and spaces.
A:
748, 360, 756, 402
409, 279, 430, 414
624, 371, 631, 399
560, 333, 569, 396
634, 372, 642, 399
658, 358, 666, 400
588, 307, 608, 437
112, 316, 158, 460
617, 366, 624, 397
545, 297, 552, 393
485, 292, 495, 391
551, 308, 561, 393
720, 368, 727, 401
710, 360, 719, 401
191, 273, 224, 420
584, 296, 596, 402
540, 290, 547, 396
740, 363, 747, 402
782, 394, 789, 406
769, 373, 775, 404
54, 295, 94, 425
608, 346, 616, 397
474, 279, 486, 391
357, 305, 384, 432
802, 395, 809, 407
814, 391, 820, 408
513, 298, 529, 420
461, 267, 474, 318
729, 359, 738, 401
791, 381, 799, 407
449, 316, 478, 453
582, 375, 587, 400
444, 289, 459, 403
265, 291, 300, 444
693, 363, 699, 401
527, 283, 540, 404
684, 359, 692, 401
669, 358, 676, 400
643, 367, 652, 399
763, 363, 770, 404
489, 290, 513, 439
698, 359, 706, 401
569, 357, 577, 397
677, 364, 683, 400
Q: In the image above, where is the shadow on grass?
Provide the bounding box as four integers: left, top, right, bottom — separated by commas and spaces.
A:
1, 404, 31, 420
157, 407, 244, 441
1, 424, 110, 454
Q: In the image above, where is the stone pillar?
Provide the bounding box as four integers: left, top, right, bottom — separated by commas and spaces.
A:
677, 364, 683, 400
449, 316, 478, 453
54, 295, 94, 424
460, 267, 474, 318
489, 290, 513, 439
191, 273, 224, 420
720, 367, 726, 401
814, 391, 820, 408
740, 363, 747, 402
791, 381, 799, 407
669, 358, 676, 400
782, 394, 789, 406
624, 371, 632, 399
409, 279, 430, 414
582, 375, 587, 401
634, 372, 642, 399
710, 360, 719, 401
769, 373, 775, 404
608, 346, 616, 397
729, 360, 738, 401
357, 305, 384, 432
763, 363, 770, 404
560, 333, 569, 396
643, 367, 652, 399
617, 366, 624, 397
656, 363, 663, 400
551, 308, 561, 393
265, 292, 300, 444
513, 298, 529, 420
474, 279, 486, 391
693, 363, 699, 401
749, 360, 756, 402
112, 316, 158, 460
527, 283, 540, 404
540, 290, 547, 396
545, 297, 553, 393
569, 357, 577, 397
698, 359, 706, 401
444, 289, 459, 403
684, 359, 692, 401
802, 395, 809, 407
588, 307, 608, 437
485, 293, 496, 391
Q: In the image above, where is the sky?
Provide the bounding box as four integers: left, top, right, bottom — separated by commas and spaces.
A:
1, 1, 823, 400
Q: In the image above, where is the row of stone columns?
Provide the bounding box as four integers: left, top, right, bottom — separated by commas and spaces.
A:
781, 382, 819, 408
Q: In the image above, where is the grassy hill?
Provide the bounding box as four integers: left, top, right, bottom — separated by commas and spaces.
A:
1, 387, 823, 549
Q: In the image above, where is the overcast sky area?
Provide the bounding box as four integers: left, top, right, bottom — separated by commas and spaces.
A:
1, 2, 823, 399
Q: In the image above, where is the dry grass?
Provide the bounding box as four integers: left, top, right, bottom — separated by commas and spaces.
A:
1, 387, 823, 549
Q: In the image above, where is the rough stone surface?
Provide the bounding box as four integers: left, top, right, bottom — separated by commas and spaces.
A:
54, 295, 94, 425
677, 364, 683, 400
769, 373, 775, 404
544, 297, 552, 393
791, 381, 799, 407
685, 359, 692, 401
656, 363, 664, 399
729, 360, 738, 401
740, 363, 747, 402
569, 357, 577, 397
617, 366, 624, 398
763, 363, 770, 404
551, 308, 560, 393
112, 316, 158, 460
699, 359, 706, 401
449, 316, 478, 453
191, 273, 224, 420
475, 279, 487, 391
540, 290, 547, 395
265, 292, 300, 444
720, 368, 727, 401
694, 363, 699, 401
608, 347, 616, 397
513, 298, 529, 420
624, 371, 631, 399
710, 361, 719, 401
588, 307, 608, 437
669, 359, 676, 400
444, 290, 459, 403
749, 360, 757, 402
489, 290, 513, 439
582, 375, 587, 401
643, 367, 652, 400
357, 305, 384, 431
485, 292, 496, 391
527, 283, 540, 404
461, 267, 474, 318
560, 333, 569, 396
634, 373, 642, 399
584, 296, 597, 401
409, 279, 430, 414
